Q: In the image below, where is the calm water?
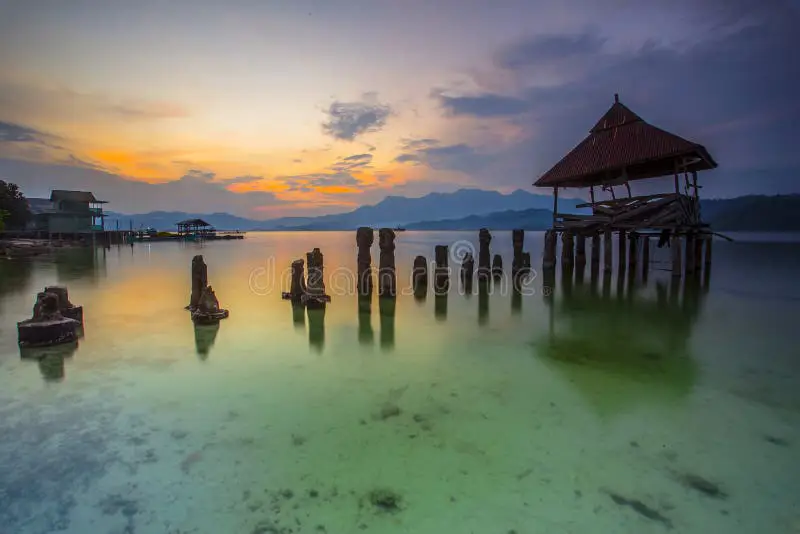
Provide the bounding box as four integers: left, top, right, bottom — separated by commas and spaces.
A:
0, 231, 799, 534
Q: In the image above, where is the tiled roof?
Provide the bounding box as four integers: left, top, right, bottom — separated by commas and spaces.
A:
535, 96, 717, 188
50, 190, 102, 203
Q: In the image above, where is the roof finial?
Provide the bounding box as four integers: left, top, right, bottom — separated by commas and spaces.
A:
614, 93, 619, 103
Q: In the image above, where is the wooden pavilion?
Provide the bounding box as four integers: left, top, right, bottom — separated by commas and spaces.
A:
176, 218, 216, 240
534, 94, 718, 277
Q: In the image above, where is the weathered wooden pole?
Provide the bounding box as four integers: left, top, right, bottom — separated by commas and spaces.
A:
694, 234, 704, 275
603, 229, 612, 273
685, 233, 696, 276
591, 233, 600, 268
460, 252, 474, 294
671, 235, 682, 277
542, 230, 557, 270
617, 230, 627, 273
492, 254, 503, 279
378, 228, 396, 297
356, 227, 373, 296
434, 245, 449, 295
575, 234, 587, 267
704, 235, 713, 267
628, 232, 638, 272
512, 229, 525, 276
478, 228, 491, 282
412, 255, 428, 300
561, 230, 574, 268
642, 236, 650, 281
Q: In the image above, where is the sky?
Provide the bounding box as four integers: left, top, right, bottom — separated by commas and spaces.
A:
0, 0, 798, 218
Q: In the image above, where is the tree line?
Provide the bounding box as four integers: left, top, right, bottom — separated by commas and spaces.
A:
0, 180, 31, 232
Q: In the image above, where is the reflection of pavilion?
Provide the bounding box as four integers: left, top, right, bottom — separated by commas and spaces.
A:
536, 265, 708, 416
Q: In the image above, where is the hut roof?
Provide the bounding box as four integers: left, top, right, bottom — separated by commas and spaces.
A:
176, 218, 211, 227
534, 95, 717, 188
50, 190, 106, 203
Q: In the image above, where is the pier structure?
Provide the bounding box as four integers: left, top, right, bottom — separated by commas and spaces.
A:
535, 94, 719, 279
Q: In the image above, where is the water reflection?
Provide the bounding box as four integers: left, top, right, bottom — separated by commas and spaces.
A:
54, 247, 107, 283
379, 296, 395, 351
0, 258, 33, 314
194, 323, 220, 360
434, 294, 447, 322
358, 295, 374, 346
292, 302, 306, 331
478, 280, 489, 326
537, 266, 707, 416
307, 306, 325, 353
19, 341, 79, 382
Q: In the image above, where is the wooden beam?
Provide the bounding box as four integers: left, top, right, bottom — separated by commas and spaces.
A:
552, 187, 559, 225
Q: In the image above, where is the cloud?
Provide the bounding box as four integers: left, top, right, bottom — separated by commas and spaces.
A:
328, 153, 373, 173
494, 31, 607, 70
0, 120, 63, 149
1, 158, 284, 217
394, 138, 493, 173
0, 79, 190, 127
219, 174, 264, 184
279, 172, 362, 192
432, 90, 533, 118
321, 92, 392, 141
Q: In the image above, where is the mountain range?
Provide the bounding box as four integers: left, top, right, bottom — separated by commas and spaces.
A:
103, 189, 800, 232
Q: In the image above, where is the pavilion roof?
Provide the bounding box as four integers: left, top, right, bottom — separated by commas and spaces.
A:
176, 218, 211, 227
534, 95, 717, 188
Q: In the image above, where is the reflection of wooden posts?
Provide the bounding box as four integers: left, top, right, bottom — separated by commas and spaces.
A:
460, 253, 474, 295
543, 230, 557, 270
478, 281, 489, 326
434, 294, 447, 321
603, 229, 612, 273
379, 296, 395, 351
602, 271, 611, 300
478, 228, 492, 282
512, 229, 525, 275
671, 235, 682, 277
642, 236, 650, 280
617, 230, 627, 273
307, 307, 325, 353
575, 233, 586, 266
511, 284, 522, 315
378, 228, 397, 297
561, 231, 574, 268
356, 227, 373, 296
358, 295, 373, 345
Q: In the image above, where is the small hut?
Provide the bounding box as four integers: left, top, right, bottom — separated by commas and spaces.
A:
176, 218, 216, 240
534, 94, 718, 276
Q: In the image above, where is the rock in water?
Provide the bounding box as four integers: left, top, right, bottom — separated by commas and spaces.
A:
378, 228, 396, 297
17, 291, 80, 347
188, 255, 208, 310
478, 228, 492, 282
356, 227, 374, 296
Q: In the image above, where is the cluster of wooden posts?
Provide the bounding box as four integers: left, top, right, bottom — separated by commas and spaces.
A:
542, 228, 713, 278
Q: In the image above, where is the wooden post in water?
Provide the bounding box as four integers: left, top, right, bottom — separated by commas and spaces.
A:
617, 230, 627, 273
561, 230, 574, 268
542, 230, 557, 270
671, 235, 682, 277
694, 234, 704, 275
704, 235, 713, 267
685, 233, 696, 276
591, 234, 600, 269
603, 229, 612, 273
628, 232, 638, 272
642, 236, 650, 280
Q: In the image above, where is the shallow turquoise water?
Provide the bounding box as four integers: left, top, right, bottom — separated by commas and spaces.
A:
0, 231, 799, 534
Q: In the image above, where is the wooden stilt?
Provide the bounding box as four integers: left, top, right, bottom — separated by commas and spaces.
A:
543, 230, 557, 270
694, 234, 703, 274
561, 231, 574, 267
704, 235, 713, 266
671, 235, 682, 277
617, 230, 627, 273
575, 234, 586, 266
628, 232, 638, 271
603, 229, 612, 273
642, 237, 650, 281
591, 234, 600, 268
685, 233, 695, 275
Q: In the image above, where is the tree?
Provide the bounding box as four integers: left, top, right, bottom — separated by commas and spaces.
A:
0, 209, 9, 232
0, 180, 31, 230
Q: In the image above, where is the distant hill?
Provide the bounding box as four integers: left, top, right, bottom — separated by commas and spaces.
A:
701, 194, 800, 231
103, 192, 800, 232
405, 208, 555, 230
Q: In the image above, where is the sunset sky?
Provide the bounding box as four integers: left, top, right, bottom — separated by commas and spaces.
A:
0, 0, 798, 218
